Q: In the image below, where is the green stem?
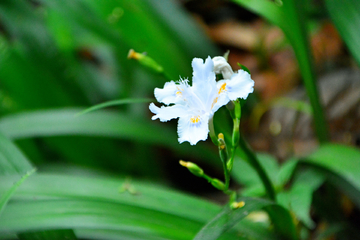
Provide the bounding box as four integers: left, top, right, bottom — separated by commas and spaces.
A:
239, 135, 276, 201
218, 135, 230, 190
222, 156, 230, 190
227, 118, 240, 172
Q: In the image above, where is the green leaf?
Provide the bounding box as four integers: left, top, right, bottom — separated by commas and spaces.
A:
194, 197, 297, 240
231, 0, 285, 28
303, 144, 360, 208
0, 173, 279, 239
0, 133, 33, 175
0, 174, 215, 239
265, 204, 298, 240
276, 158, 299, 187
325, 0, 360, 67
0, 168, 35, 216
0, 174, 217, 222
232, 153, 279, 196
18, 229, 77, 240
232, 0, 329, 143
3, 199, 200, 240
236, 63, 251, 74
0, 108, 218, 163
305, 144, 360, 192
0, 109, 173, 144
76, 98, 153, 116
277, 169, 325, 228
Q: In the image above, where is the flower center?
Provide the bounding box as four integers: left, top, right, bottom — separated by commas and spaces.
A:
190, 116, 200, 123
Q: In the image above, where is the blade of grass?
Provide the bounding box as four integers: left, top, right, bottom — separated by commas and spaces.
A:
325, 0, 360, 67
76, 98, 153, 116
0, 133, 33, 175
1, 199, 200, 240
194, 197, 297, 240
18, 230, 77, 240
0, 174, 277, 240
282, 0, 328, 143
0, 168, 35, 216
0, 108, 218, 163
231, 0, 285, 27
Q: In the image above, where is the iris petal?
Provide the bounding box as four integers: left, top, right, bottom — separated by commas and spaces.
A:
211, 91, 229, 113
154, 81, 178, 105
177, 114, 209, 145
225, 70, 254, 100
191, 57, 217, 108
149, 103, 187, 122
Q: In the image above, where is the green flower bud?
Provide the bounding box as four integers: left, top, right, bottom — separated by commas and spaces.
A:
218, 133, 228, 165
210, 178, 226, 191
179, 160, 204, 177
230, 201, 245, 209
128, 49, 164, 73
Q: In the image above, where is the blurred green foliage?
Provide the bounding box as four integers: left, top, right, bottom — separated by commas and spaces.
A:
1, 0, 360, 239
0, 0, 219, 177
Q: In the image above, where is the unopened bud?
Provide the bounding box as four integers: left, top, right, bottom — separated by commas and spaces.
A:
179, 160, 204, 177
212, 56, 233, 79
230, 201, 245, 209
218, 133, 226, 150
210, 178, 226, 190
128, 49, 164, 73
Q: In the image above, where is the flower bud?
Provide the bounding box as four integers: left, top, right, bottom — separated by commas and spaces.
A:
210, 178, 226, 190
128, 49, 164, 73
218, 133, 226, 150
179, 160, 204, 177
212, 56, 233, 79
230, 201, 245, 209
218, 133, 228, 165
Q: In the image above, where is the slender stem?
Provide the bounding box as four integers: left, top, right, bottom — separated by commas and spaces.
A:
218, 135, 230, 190
202, 174, 213, 182
239, 135, 276, 200
227, 118, 240, 172
222, 156, 230, 190
227, 101, 241, 171
208, 117, 218, 145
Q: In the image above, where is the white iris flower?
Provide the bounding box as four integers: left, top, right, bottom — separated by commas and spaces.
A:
149, 56, 254, 145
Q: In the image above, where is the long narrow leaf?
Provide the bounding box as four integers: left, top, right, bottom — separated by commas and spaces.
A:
0, 174, 276, 239
231, 0, 285, 27
194, 197, 297, 240
76, 98, 154, 116
0, 108, 218, 163
325, 0, 360, 67
0, 133, 33, 175
0, 168, 35, 216
0, 174, 219, 224
232, 0, 329, 143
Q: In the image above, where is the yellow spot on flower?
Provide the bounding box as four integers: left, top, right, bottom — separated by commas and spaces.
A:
211, 97, 218, 109
190, 116, 200, 123
218, 83, 227, 94
176, 87, 183, 96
